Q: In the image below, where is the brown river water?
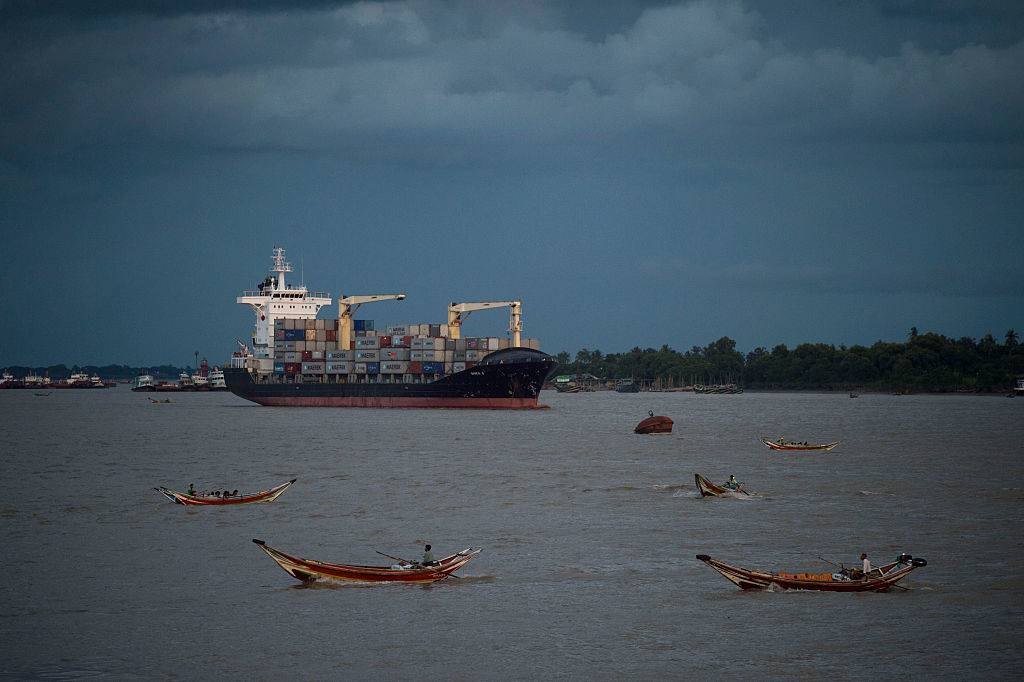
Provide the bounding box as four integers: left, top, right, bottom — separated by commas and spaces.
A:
1, 388, 1022, 679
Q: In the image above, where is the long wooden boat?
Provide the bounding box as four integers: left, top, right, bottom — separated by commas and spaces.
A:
696, 553, 927, 592
694, 473, 749, 497
252, 539, 482, 584
154, 479, 296, 506
760, 437, 839, 451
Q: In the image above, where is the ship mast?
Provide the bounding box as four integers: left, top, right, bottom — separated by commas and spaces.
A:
271, 246, 292, 291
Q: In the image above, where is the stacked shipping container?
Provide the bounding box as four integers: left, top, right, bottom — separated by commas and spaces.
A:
270, 318, 541, 383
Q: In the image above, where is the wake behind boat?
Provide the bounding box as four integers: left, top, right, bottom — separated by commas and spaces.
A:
154, 479, 296, 505
252, 540, 481, 584
696, 553, 927, 592
761, 437, 839, 451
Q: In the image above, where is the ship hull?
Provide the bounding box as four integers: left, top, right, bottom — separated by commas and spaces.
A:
224, 348, 557, 409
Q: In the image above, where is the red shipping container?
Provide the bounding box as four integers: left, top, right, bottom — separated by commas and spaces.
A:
379, 335, 392, 348
285, 363, 301, 374
326, 330, 337, 342
302, 351, 313, 361
275, 329, 285, 340
408, 361, 423, 374
465, 361, 477, 368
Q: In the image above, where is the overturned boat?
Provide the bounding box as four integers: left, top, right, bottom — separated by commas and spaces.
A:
635, 412, 673, 434
252, 540, 481, 584
696, 553, 927, 592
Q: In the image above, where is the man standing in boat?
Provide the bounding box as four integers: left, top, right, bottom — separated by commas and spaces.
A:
861, 553, 872, 578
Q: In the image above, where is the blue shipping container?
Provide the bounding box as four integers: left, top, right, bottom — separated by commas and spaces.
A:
366, 362, 380, 374
273, 363, 285, 374
283, 329, 304, 341
422, 362, 443, 374
353, 319, 375, 332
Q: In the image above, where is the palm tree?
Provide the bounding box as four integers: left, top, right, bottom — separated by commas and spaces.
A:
1006, 329, 1018, 350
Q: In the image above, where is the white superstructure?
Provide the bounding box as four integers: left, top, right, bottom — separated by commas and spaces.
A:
237, 246, 332, 359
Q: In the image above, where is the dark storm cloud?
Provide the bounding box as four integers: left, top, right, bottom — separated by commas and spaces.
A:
3, 0, 1022, 162
0, 0, 1021, 364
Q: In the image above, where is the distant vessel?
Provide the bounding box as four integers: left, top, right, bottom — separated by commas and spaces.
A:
694, 383, 743, 394
225, 246, 555, 408
615, 379, 640, 393
132, 374, 156, 392
1016, 376, 1024, 396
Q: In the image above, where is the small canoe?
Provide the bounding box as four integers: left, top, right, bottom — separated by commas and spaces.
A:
154, 479, 296, 506
635, 414, 673, 434
694, 473, 749, 497
252, 539, 482, 584
760, 437, 839, 451
695, 554, 927, 592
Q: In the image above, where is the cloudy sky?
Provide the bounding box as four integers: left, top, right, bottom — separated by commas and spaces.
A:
1, 0, 1022, 366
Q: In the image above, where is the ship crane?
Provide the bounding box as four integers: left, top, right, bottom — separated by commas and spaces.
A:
338, 294, 406, 350
447, 300, 522, 347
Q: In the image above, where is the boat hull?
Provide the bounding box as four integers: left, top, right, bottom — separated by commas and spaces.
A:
760, 437, 839, 451
635, 415, 673, 434
253, 540, 481, 584
225, 348, 556, 409
155, 479, 296, 506
696, 554, 925, 592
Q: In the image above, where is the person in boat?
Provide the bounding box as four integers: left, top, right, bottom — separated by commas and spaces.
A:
777, 436, 785, 445
860, 553, 872, 578
187, 483, 196, 496
723, 475, 741, 491
231, 489, 239, 497
421, 544, 436, 566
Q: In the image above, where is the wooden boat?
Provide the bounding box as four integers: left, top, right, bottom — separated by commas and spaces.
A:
154, 479, 296, 505
635, 411, 673, 434
694, 473, 749, 497
252, 539, 482, 584
760, 437, 839, 451
695, 553, 927, 592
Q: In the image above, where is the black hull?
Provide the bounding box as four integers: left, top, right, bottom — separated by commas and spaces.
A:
224, 348, 557, 408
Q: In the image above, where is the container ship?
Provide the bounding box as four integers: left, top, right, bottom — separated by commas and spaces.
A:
224, 247, 556, 408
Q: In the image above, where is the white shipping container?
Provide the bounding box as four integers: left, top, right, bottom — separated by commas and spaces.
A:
444, 350, 454, 362
284, 352, 302, 362
311, 351, 324, 360
355, 337, 380, 349
466, 350, 480, 361
487, 338, 500, 350
387, 325, 408, 336
410, 350, 425, 361
355, 350, 379, 361
408, 324, 421, 336
379, 348, 411, 361
452, 362, 466, 373
302, 362, 326, 374
327, 350, 354, 361
315, 319, 325, 330
284, 319, 295, 330
354, 363, 367, 374
326, 361, 351, 374
380, 361, 409, 374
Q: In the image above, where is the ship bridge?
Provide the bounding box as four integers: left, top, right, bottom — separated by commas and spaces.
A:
238, 247, 332, 357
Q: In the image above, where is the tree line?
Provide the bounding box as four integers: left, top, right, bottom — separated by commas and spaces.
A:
555, 328, 1022, 392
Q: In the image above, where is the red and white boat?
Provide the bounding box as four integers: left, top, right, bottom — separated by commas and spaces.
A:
696, 553, 927, 592
760, 437, 839, 451
154, 479, 296, 505
252, 540, 481, 584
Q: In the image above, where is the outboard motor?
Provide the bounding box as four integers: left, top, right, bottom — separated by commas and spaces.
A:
896, 553, 913, 564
